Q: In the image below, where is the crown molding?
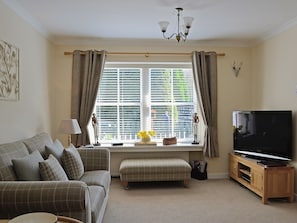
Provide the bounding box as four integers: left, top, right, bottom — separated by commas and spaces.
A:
258, 15, 297, 45
2, 0, 49, 38
51, 36, 253, 48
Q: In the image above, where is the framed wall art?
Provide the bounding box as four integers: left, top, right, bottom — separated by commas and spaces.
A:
0, 40, 19, 101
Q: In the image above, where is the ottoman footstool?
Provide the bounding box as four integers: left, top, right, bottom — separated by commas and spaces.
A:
119, 158, 192, 188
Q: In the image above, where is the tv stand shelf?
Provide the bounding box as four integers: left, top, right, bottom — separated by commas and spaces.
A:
229, 153, 294, 204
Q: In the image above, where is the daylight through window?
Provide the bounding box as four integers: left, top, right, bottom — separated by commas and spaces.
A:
92, 63, 198, 143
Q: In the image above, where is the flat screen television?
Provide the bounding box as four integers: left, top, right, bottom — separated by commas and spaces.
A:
232, 110, 292, 161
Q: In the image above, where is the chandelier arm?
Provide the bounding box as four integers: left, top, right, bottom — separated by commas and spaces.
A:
163, 32, 178, 40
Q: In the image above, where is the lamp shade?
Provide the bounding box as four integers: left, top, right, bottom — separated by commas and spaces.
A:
158, 21, 169, 32
59, 119, 82, 134
183, 16, 194, 28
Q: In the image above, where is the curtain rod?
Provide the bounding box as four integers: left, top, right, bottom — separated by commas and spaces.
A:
64, 51, 225, 57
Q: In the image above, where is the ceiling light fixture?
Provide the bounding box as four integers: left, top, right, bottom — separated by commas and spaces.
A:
158, 7, 194, 42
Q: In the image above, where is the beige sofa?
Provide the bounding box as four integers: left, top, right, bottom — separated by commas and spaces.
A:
0, 133, 110, 223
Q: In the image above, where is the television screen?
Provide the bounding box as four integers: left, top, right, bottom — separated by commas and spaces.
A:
233, 110, 292, 161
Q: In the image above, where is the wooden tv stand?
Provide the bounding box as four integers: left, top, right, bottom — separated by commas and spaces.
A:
229, 153, 294, 204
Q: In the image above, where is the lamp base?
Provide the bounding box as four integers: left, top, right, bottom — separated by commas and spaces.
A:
93, 142, 101, 146
68, 134, 72, 146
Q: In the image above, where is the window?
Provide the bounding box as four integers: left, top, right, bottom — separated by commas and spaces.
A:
92, 63, 198, 143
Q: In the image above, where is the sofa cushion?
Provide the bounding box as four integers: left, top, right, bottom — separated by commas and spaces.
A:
80, 170, 111, 195
0, 141, 29, 181
88, 185, 106, 223
12, 150, 44, 181
62, 145, 84, 180
39, 154, 69, 181
45, 139, 64, 164
23, 132, 53, 158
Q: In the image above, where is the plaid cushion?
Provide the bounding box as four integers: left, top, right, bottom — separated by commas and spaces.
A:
0, 141, 29, 181
62, 145, 84, 180
80, 170, 110, 195
40, 154, 68, 181
23, 132, 53, 158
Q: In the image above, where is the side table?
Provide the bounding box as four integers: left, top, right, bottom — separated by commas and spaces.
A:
0, 216, 82, 223
57, 216, 83, 223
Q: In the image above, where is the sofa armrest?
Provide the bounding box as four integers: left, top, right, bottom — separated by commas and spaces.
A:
0, 181, 89, 218
78, 148, 110, 171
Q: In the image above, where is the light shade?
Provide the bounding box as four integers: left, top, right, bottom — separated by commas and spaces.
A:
183, 16, 194, 28
59, 119, 81, 146
158, 21, 170, 32
59, 119, 82, 134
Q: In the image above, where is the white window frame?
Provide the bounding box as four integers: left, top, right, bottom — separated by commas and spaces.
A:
89, 62, 201, 144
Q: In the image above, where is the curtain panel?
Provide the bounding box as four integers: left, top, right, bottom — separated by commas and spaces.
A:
71, 50, 106, 147
192, 51, 219, 158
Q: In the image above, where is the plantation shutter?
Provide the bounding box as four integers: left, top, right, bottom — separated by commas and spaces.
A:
150, 68, 194, 139
97, 68, 141, 141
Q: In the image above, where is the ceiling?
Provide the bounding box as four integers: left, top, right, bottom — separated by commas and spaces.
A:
3, 0, 297, 46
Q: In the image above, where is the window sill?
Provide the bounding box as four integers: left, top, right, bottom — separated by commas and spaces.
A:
98, 143, 203, 153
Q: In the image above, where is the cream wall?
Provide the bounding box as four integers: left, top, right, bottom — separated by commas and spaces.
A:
0, 0, 258, 178
1, 0, 296, 189
251, 25, 297, 190
0, 2, 53, 143
52, 42, 252, 177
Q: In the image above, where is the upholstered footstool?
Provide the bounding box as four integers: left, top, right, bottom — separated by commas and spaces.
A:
119, 158, 192, 188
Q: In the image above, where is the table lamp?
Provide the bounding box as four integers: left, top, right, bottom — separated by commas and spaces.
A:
59, 119, 82, 146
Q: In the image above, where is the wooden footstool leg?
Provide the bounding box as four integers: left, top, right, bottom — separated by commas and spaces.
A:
183, 179, 190, 187
121, 180, 129, 189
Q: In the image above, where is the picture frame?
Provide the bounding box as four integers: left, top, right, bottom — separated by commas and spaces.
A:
0, 40, 19, 101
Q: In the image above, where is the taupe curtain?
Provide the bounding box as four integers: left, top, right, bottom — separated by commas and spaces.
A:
71, 50, 106, 146
192, 51, 219, 157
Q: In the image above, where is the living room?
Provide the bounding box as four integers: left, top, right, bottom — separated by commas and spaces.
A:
0, 0, 297, 221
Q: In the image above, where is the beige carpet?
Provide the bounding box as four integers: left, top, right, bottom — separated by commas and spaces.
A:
103, 178, 297, 223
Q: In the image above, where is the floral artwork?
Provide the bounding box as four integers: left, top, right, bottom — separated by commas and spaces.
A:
0, 40, 19, 101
